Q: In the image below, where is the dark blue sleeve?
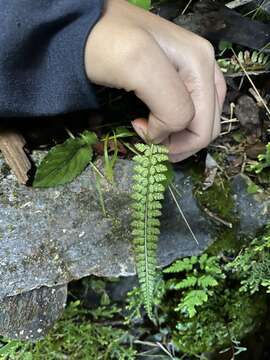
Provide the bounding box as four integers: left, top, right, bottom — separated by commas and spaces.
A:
0, 0, 104, 117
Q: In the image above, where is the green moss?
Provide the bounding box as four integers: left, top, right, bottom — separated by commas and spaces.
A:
195, 178, 235, 222
188, 163, 269, 255
0, 301, 137, 360
173, 289, 267, 355
207, 227, 243, 255
187, 163, 242, 255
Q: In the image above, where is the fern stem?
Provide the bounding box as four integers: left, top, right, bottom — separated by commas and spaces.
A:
143, 143, 153, 317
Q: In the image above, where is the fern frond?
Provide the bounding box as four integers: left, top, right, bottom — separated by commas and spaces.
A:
217, 50, 270, 74
197, 275, 218, 288
131, 143, 169, 319
174, 276, 197, 289
175, 289, 209, 317
163, 256, 198, 273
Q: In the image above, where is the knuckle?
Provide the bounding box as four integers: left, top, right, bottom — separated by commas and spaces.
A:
193, 37, 215, 62
168, 102, 195, 133
200, 39, 215, 59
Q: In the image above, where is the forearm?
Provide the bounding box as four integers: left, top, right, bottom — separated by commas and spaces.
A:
0, 0, 104, 117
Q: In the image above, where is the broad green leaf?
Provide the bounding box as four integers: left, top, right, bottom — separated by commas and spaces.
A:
33, 131, 97, 188
128, 0, 151, 10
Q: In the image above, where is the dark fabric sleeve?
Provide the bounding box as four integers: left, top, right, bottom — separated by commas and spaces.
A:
0, 0, 104, 117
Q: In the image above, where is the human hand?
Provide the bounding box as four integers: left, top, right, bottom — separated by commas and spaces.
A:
85, 0, 226, 162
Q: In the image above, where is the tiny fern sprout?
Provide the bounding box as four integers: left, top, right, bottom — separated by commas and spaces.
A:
131, 143, 169, 319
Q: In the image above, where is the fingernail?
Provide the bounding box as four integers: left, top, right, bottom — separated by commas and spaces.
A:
131, 122, 145, 139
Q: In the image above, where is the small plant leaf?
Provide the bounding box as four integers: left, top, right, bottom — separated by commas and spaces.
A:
128, 0, 151, 10
163, 256, 197, 273
33, 131, 97, 188
114, 127, 135, 138
174, 276, 197, 289
176, 289, 208, 317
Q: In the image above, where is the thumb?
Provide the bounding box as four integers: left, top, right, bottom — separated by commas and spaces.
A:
131, 118, 149, 142
132, 116, 171, 144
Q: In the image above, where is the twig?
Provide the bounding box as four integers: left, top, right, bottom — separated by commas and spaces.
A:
225, 70, 270, 78
156, 342, 175, 359
120, 140, 140, 155
181, 0, 193, 14
226, 0, 253, 9
259, 41, 270, 53
231, 48, 270, 118
65, 127, 75, 139
90, 161, 105, 179
220, 103, 238, 136
168, 184, 199, 245
240, 152, 247, 174
220, 117, 238, 124
203, 207, 233, 228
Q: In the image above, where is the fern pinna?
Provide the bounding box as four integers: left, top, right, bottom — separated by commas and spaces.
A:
131, 143, 169, 319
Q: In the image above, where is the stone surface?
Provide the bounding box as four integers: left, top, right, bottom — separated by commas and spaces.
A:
173, 1, 270, 52
235, 95, 260, 134
1, 154, 270, 339
0, 156, 213, 303
231, 174, 270, 236
0, 285, 67, 340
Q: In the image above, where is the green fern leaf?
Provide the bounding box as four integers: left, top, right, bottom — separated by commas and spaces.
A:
131, 143, 169, 319
176, 289, 208, 317
174, 276, 197, 289
163, 256, 198, 273
197, 275, 218, 288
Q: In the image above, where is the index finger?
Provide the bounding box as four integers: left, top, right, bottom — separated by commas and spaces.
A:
129, 32, 195, 143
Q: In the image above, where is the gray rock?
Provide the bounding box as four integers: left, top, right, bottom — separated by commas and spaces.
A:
0, 285, 67, 340
1, 154, 269, 339
235, 95, 260, 134
173, 1, 270, 52
231, 174, 270, 236
0, 157, 211, 302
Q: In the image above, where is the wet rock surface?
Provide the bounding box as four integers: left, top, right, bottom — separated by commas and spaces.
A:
1, 154, 270, 339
